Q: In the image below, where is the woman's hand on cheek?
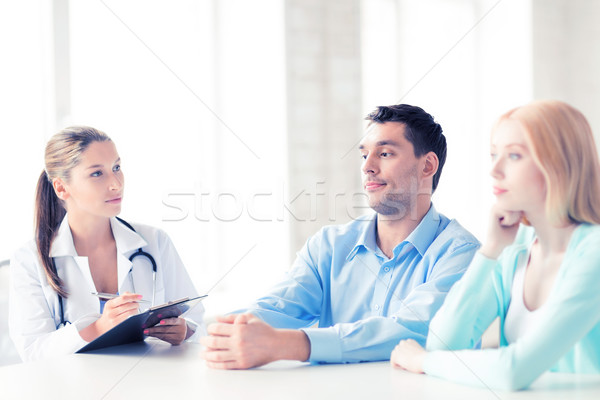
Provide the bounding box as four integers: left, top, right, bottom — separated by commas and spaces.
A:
480, 205, 523, 259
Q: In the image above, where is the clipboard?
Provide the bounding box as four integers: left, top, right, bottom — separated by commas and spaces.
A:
76, 294, 207, 353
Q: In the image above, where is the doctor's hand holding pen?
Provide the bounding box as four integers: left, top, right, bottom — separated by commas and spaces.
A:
78, 292, 142, 342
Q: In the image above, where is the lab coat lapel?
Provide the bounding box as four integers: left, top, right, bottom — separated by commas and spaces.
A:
49, 216, 96, 292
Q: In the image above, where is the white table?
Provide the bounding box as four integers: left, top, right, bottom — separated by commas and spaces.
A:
2, 339, 600, 400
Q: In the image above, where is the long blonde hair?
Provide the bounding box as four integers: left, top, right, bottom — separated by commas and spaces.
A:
35, 126, 111, 297
497, 100, 600, 226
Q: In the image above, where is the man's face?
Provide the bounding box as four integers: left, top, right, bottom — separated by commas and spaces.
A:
358, 122, 425, 219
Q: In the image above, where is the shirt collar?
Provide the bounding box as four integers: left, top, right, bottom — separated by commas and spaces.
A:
346, 204, 441, 261
403, 204, 441, 257
346, 213, 380, 261
49, 215, 147, 257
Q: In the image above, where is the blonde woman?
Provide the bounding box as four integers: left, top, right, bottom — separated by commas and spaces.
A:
9, 126, 205, 362
390, 100, 600, 390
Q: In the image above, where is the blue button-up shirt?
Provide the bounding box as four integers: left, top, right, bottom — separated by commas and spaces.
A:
246, 205, 479, 363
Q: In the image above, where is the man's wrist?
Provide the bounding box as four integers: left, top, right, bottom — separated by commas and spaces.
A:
276, 329, 311, 362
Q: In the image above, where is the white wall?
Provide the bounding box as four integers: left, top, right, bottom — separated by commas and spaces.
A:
0, 1, 53, 259
532, 0, 600, 143
284, 0, 364, 254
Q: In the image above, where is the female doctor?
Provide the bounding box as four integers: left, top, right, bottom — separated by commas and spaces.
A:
9, 126, 206, 362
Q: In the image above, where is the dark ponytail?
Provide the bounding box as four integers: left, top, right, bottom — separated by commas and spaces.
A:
36, 125, 111, 298
34, 170, 67, 297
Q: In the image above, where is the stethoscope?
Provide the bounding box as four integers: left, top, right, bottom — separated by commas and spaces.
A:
56, 217, 157, 327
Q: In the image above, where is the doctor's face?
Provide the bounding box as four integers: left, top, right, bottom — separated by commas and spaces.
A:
61, 141, 124, 219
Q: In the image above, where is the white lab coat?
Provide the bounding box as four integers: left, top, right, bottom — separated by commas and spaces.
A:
9, 215, 206, 362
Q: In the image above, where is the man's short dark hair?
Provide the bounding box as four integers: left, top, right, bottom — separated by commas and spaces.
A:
365, 104, 447, 192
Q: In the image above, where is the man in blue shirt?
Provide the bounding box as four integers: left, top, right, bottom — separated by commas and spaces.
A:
201, 104, 480, 368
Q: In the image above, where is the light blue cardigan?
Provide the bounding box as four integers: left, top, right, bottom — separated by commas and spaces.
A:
424, 224, 600, 390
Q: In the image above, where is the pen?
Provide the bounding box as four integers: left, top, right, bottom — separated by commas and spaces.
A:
91, 292, 150, 303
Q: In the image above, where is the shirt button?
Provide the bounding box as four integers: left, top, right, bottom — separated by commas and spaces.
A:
384, 267, 390, 272
374, 304, 380, 310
